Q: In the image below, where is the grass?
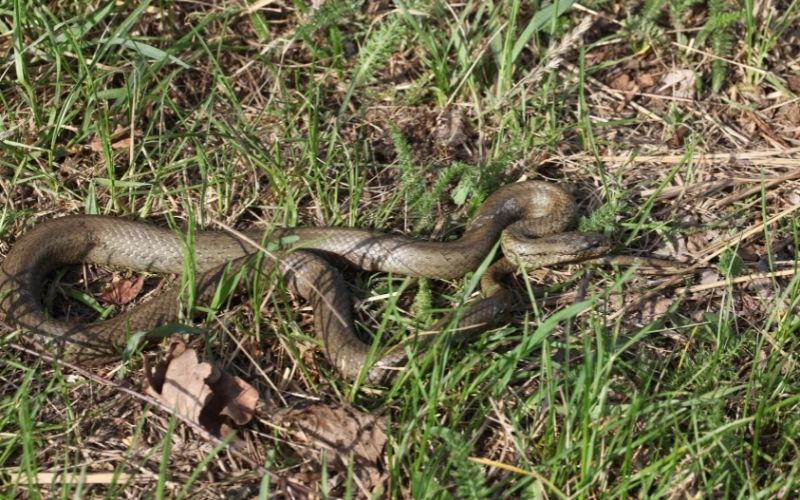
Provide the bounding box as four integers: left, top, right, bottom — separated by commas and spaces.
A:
2, 0, 800, 497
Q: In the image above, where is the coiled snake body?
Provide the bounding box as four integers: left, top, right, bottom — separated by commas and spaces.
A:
0, 181, 609, 383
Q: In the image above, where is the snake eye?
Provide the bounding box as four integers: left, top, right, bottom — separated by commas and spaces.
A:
583, 234, 610, 252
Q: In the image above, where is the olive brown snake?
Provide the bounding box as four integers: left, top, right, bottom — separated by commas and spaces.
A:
0, 181, 611, 383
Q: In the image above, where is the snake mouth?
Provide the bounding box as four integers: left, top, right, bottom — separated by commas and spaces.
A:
576, 232, 613, 254
497, 230, 613, 271
517, 231, 611, 256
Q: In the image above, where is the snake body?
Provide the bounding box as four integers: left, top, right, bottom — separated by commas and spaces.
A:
0, 181, 609, 383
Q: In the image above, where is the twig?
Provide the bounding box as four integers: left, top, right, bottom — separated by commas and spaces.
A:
675, 268, 798, 294
607, 201, 800, 321
698, 203, 800, 263
572, 147, 800, 167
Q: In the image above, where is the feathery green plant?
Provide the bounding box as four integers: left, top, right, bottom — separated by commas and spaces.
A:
668, 0, 704, 41
294, 0, 362, 42
388, 125, 475, 230
433, 427, 490, 500
622, 0, 667, 52
698, 0, 742, 94
339, 7, 412, 116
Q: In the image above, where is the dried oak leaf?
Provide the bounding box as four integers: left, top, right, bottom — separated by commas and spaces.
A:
277, 403, 387, 470
99, 275, 145, 306
144, 339, 259, 436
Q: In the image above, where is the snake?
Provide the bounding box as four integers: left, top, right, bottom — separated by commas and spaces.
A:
0, 181, 611, 384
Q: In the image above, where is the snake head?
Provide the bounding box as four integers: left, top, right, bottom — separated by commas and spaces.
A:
501, 229, 611, 268
556, 231, 611, 256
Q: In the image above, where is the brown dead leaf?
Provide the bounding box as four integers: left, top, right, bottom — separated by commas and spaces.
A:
787, 75, 800, 93
88, 136, 103, 153
111, 136, 133, 150
89, 135, 133, 152
278, 403, 387, 486
208, 368, 259, 426
734, 83, 766, 106
698, 269, 722, 287
88, 126, 135, 152
144, 339, 259, 436
776, 102, 800, 129
668, 125, 691, 148
435, 108, 468, 148
145, 341, 212, 423
635, 73, 656, 88
637, 295, 672, 324
657, 69, 695, 99
99, 275, 145, 306
608, 73, 632, 91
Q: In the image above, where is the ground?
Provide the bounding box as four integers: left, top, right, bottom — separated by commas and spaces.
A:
1, 0, 800, 497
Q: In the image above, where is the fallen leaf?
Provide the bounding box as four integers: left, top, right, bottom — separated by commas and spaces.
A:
788, 75, 800, 93
110, 136, 133, 150
88, 126, 135, 152
88, 136, 132, 152
657, 69, 695, 99
435, 108, 468, 148
278, 404, 386, 472
735, 83, 766, 105
637, 295, 672, 324
88, 136, 103, 153
608, 73, 632, 91
667, 125, 691, 148
144, 339, 259, 436
99, 275, 145, 305
207, 368, 259, 427
786, 187, 800, 205
699, 269, 721, 287
635, 73, 656, 88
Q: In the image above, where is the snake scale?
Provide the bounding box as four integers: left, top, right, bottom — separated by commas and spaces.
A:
0, 181, 610, 383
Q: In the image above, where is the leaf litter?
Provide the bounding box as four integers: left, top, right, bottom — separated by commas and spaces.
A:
143, 338, 259, 438
142, 337, 389, 489
275, 403, 389, 493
